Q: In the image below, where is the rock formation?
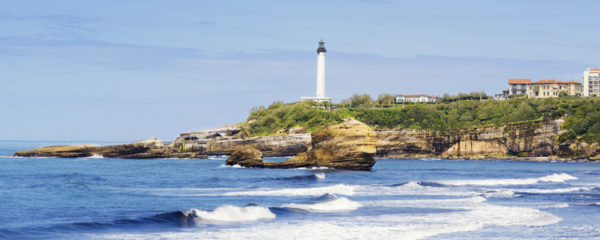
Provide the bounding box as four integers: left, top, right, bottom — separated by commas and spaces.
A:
226, 118, 377, 170
14, 137, 207, 159
13, 117, 600, 161
174, 126, 310, 157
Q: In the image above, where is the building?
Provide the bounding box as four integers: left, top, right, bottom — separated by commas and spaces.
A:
526, 80, 581, 98
583, 68, 600, 97
507, 78, 582, 98
494, 89, 510, 100
396, 94, 437, 103
508, 79, 531, 95
301, 40, 331, 103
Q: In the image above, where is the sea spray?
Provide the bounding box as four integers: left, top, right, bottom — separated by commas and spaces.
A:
183, 205, 275, 223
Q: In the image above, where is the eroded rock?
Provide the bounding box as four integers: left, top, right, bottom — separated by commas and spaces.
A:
225, 118, 377, 170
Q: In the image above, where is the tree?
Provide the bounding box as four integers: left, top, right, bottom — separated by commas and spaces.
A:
376, 94, 396, 106
341, 94, 373, 108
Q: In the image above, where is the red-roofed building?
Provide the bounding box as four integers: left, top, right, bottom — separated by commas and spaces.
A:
508, 78, 531, 95
395, 94, 437, 103
583, 68, 600, 97
526, 80, 582, 98
507, 78, 582, 98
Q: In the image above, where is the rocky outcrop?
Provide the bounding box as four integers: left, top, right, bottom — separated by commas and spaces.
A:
14, 137, 207, 159
225, 148, 264, 166
300, 118, 376, 170
174, 126, 310, 157
225, 118, 377, 170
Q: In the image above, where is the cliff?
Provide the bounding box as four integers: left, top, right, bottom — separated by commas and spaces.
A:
375, 118, 599, 160
226, 118, 377, 170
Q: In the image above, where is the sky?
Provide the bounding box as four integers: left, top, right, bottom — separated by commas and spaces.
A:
1, 0, 599, 141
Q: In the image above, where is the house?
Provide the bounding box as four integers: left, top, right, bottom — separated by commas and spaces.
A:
396, 94, 437, 103
508, 79, 531, 95
494, 89, 510, 100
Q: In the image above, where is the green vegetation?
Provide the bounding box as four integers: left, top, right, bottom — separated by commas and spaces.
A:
244, 96, 600, 143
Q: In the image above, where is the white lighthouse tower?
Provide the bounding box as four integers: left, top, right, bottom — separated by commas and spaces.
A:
301, 40, 331, 103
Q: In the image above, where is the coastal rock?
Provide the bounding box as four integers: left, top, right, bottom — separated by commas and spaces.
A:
301, 118, 376, 170
225, 118, 377, 170
174, 127, 310, 157
226, 148, 264, 166
13, 137, 207, 159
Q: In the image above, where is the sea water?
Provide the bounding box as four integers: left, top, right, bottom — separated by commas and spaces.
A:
1, 141, 600, 239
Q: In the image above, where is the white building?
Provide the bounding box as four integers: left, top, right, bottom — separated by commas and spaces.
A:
396, 94, 437, 103
301, 40, 331, 103
583, 68, 600, 97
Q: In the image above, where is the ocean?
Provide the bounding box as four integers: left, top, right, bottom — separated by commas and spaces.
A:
1, 140, 599, 239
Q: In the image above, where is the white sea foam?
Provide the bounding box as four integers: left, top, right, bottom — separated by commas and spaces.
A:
510, 186, 593, 194
183, 205, 275, 223
365, 196, 487, 209
398, 181, 428, 189
314, 172, 325, 180
83, 154, 104, 159
221, 184, 356, 196
355, 185, 479, 197
481, 189, 518, 198
219, 164, 245, 168
540, 203, 570, 209
97, 202, 561, 240
437, 173, 578, 186
282, 197, 362, 212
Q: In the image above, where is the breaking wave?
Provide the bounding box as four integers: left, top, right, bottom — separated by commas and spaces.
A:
182, 205, 275, 223
221, 184, 356, 196
437, 173, 578, 186
282, 197, 362, 212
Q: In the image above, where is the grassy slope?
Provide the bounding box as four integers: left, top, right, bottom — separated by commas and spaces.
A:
244, 98, 600, 143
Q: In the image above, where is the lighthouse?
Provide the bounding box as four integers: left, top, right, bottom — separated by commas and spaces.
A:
316, 40, 327, 99
301, 40, 331, 103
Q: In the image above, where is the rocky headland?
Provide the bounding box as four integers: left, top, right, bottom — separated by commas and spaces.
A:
13, 118, 600, 162
226, 118, 377, 170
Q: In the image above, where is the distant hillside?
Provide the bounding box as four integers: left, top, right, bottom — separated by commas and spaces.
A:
243, 97, 600, 144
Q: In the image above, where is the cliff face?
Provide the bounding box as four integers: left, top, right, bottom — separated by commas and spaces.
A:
225, 118, 377, 170
375, 119, 575, 159
173, 127, 310, 157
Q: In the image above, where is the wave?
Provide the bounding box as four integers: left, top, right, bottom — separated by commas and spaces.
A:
93, 201, 562, 240
221, 184, 356, 196
437, 173, 578, 186
365, 196, 487, 209
282, 197, 362, 212
511, 186, 594, 194
271, 172, 325, 181
392, 181, 446, 189
182, 205, 275, 223
481, 189, 519, 198
82, 154, 104, 159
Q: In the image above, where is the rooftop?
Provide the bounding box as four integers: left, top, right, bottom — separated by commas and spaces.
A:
508, 79, 531, 84
399, 94, 437, 99
508, 79, 580, 85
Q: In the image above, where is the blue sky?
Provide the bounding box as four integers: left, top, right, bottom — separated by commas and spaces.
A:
1, 0, 599, 141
